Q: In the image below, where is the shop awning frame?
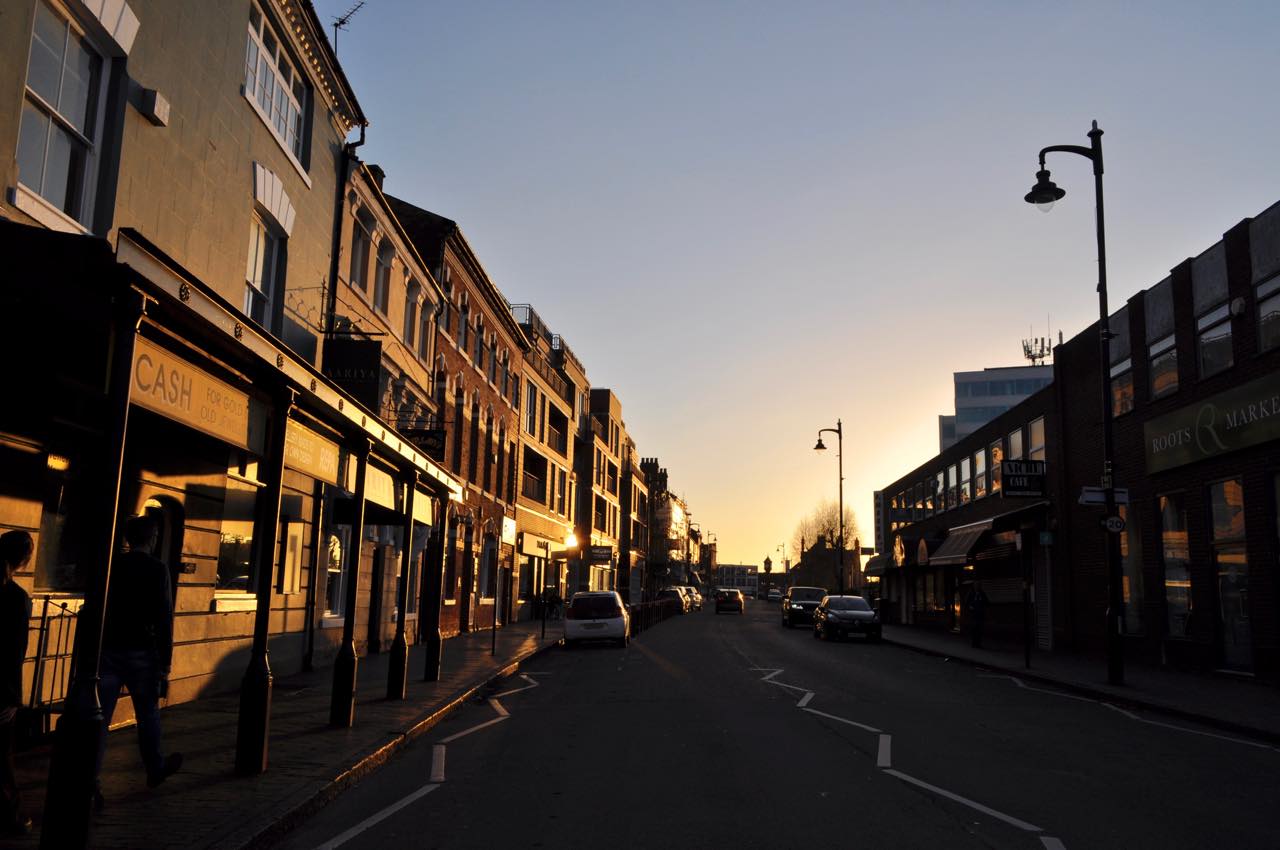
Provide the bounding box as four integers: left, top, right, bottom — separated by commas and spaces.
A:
116, 229, 463, 502
928, 522, 992, 566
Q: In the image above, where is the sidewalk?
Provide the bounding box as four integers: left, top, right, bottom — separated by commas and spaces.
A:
10, 621, 561, 849
881, 625, 1280, 743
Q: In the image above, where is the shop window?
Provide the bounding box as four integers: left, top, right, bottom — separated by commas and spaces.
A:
1258, 276, 1280, 353
443, 522, 459, 599
218, 477, 260, 594
520, 554, 536, 600
1158, 494, 1190, 639
16, 1, 110, 231
1008, 427, 1024, 461
1028, 418, 1046, 462
989, 439, 1003, 495
245, 1, 308, 163
973, 450, 986, 499
323, 526, 349, 616
1110, 359, 1134, 417
478, 542, 496, 599
19, 444, 88, 592
1196, 303, 1233, 378
1116, 504, 1143, 634
1209, 478, 1250, 670
959, 458, 971, 506
245, 214, 282, 330
1148, 335, 1178, 399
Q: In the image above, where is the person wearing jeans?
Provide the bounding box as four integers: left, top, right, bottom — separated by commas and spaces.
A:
94, 516, 181, 804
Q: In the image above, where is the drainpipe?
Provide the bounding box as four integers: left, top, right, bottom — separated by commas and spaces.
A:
325, 123, 367, 340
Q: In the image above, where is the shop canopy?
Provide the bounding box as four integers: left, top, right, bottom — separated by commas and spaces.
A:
928, 522, 992, 566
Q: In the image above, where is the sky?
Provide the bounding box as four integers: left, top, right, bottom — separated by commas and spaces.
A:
313, 0, 1280, 566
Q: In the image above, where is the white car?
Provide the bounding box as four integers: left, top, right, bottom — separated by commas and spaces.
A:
682, 586, 703, 610
564, 591, 630, 647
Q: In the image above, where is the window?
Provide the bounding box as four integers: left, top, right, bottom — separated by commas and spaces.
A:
17, 2, 107, 229
458, 303, 470, 352
989, 440, 1003, 495
487, 340, 498, 384
218, 477, 260, 593
349, 210, 373, 291
418, 305, 433, 361
324, 526, 351, 616
557, 468, 567, 515
473, 321, 485, 365
245, 2, 306, 162
1110, 358, 1134, 416
1148, 334, 1178, 399
245, 214, 281, 328
1159, 494, 1190, 639
935, 471, 945, 512
525, 383, 538, 435
959, 458, 971, 505
973, 450, 986, 499
1008, 427, 1024, 461
946, 465, 957, 510
1117, 504, 1143, 634
1210, 478, 1250, 670
443, 521, 459, 599
404, 281, 420, 348
1028, 418, 1045, 462
924, 479, 934, 516
1196, 303, 1233, 378
1258, 275, 1280, 353
373, 242, 393, 314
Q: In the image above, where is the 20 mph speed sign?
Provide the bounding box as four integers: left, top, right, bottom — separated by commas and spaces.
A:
1102, 516, 1126, 534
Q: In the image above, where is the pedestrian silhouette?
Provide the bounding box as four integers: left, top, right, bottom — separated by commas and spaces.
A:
0, 530, 34, 836
967, 581, 990, 649
93, 516, 182, 808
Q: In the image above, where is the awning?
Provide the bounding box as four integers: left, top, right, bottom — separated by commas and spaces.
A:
928, 522, 992, 566
864, 553, 891, 576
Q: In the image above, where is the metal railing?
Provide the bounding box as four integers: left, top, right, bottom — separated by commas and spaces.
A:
24, 596, 79, 745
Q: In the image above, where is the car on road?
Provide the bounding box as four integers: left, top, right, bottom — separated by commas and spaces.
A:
564, 591, 630, 647
682, 586, 703, 611
766, 589, 782, 603
812, 595, 881, 642
781, 586, 827, 628
714, 588, 744, 614
657, 587, 689, 613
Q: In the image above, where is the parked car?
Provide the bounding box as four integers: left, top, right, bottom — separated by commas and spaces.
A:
781, 586, 827, 628
682, 586, 703, 611
657, 587, 689, 613
766, 589, 782, 603
564, 591, 630, 647
714, 588, 745, 614
812, 595, 881, 642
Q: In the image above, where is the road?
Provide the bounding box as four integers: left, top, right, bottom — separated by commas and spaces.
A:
279, 601, 1279, 850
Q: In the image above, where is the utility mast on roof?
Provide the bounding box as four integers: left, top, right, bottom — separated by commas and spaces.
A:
332, 1, 365, 58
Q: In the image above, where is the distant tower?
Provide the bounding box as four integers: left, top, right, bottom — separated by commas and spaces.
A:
1022, 336, 1052, 366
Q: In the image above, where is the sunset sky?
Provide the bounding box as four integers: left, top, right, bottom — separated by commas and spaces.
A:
314, 0, 1280, 566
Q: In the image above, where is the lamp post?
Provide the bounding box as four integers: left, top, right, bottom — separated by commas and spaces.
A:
1025, 120, 1123, 686
813, 420, 845, 595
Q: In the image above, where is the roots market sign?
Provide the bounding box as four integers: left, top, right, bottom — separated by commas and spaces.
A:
1145, 372, 1280, 473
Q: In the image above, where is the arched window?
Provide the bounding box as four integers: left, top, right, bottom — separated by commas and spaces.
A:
458, 297, 470, 351
404, 279, 421, 347
374, 241, 393, 314
418, 298, 434, 360
350, 207, 375, 291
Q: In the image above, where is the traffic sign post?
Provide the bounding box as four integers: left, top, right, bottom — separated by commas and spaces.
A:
1079, 486, 1129, 506
1101, 515, 1126, 534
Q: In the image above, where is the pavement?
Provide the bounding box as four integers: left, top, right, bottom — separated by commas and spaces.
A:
880, 624, 1280, 743
8, 620, 562, 849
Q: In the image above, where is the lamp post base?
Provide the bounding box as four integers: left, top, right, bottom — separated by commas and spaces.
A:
234, 654, 273, 775
422, 630, 443, 682
39, 699, 102, 849
387, 630, 408, 700
330, 642, 358, 727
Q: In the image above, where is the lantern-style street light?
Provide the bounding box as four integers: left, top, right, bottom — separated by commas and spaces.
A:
813, 420, 845, 595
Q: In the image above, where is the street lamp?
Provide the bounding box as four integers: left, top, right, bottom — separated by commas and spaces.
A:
813, 420, 845, 595
1025, 120, 1124, 686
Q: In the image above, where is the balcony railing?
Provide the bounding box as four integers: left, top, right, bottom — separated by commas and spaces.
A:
551, 334, 582, 374
510, 303, 551, 344
522, 472, 547, 502
546, 423, 568, 457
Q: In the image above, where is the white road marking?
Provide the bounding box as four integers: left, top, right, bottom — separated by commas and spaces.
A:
315, 783, 440, 849
802, 707, 882, 734
1100, 703, 1276, 750
796, 691, 815, 708
877, 734, 891, 768
885, 769, 1043, 832
430, 745, 446, 783
1040, 837, 1067, 849
438, 715, 509, 743
757, 668, 784, 682
523, 671, 553, 676
488, 698, 509, 717
767, 679, 810, 693
490, 674, 540, 698
977, 674, 1097, 704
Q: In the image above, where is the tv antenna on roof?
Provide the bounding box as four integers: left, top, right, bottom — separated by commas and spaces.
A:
332, 1, 365, 57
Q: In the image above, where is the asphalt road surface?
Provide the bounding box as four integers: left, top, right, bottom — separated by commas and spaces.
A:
279, 601, 1280, 850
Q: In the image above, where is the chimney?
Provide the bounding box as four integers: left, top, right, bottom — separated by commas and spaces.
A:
368, 164, 385, 190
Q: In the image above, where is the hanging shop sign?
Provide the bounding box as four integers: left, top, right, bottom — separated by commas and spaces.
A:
131, 337, 264, 453
284, 419, 341, 485
1144, 371, 1280, 473
402, 427, 447, 462
1001, 460, 1046, 498
502, 516, 517, 546
322, 337, 382, 411
589, 545, 613, 563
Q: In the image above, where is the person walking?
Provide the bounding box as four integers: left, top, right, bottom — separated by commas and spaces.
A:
967, 581, 990, 649
0, 530, 33, 836
94, 516, 181, 805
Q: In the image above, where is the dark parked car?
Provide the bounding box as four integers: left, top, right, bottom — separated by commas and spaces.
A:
715, 588, 744, 614
781, 586, 826, 628
657, 588, 689, 613
813, 595, 881, 642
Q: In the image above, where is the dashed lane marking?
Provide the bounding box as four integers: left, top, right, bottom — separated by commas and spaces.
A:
796, 691, 814, 708
315, 783, 440, 850
1040, 837, 1067, 849
488, 698, 509, 717
801, 706, 882, 734
885, 769, 1043, 833
876, 734, 891, 768
430, 745, 446, 783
